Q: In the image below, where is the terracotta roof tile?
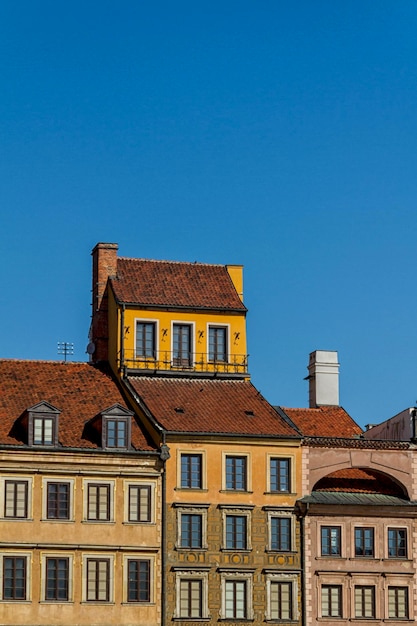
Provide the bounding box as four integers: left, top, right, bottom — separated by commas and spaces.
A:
314, 468, 403, 496
0, 360, 154, 451
127, 377, 299, 437
110, 257, 246, 310
279, 406, 363, 438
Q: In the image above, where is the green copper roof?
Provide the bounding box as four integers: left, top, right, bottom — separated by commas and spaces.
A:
299, 491, 416, 507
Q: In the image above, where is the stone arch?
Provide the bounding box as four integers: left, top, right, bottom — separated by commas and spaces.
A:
312, 467, 408, 498
305, 446, 412, 499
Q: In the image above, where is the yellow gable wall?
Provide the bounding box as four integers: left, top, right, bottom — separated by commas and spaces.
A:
107, 287, 248, 375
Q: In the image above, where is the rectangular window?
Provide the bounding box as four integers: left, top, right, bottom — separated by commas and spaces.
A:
3, 556, 27, 600
388, 586, 409, 619
322, 585, 342, 617
128, 485, 151, 522
355, 527, 374, 557
225, 580, 247, 619
180, 579, 203, 618
270, 581, 293, 620
173, 324, 192, 367
4, 481, 28, 519
209, 326, 227, 362
388, 528, 407, 558
181, 514, 202, 549
270, 458, 291, 492
226, 515, 247, 550
355, 586, 375, 618
127, 559, 150, 602
87, 484, 110, 521
225, 456, 247, 491
47, 483, 70, 520
106, 419, 127, 448
46, 558, 69, 601
34, 416, 54, 445
270, 517, 291, 551
86, 558, 110, 602
321, 526, 341, 556
136, 322, 156, 358
181, 454, 202, 489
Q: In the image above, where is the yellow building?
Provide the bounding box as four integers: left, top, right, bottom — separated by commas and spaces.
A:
0, 360, 162, 626
91, 242, 303, 624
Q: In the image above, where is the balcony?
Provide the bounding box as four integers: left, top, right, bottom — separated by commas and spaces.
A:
120, 350, 249, 378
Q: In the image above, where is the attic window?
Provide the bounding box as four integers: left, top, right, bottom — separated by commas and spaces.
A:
105, 418, 128, 448
174, 407, 184, 414
27, 402, 61, 447
244, 410, 254, 417
100, 404, 134, 450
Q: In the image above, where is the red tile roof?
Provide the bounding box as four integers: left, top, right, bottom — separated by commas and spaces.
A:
279, 406, 362, 438
0, 360, 154, 450
110, 257, 246, 310
314, 468, 403, 496
126, 376, 299, 437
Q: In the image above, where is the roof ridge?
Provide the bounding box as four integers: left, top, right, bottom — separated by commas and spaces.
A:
117, 256, 226, 268
0, 358, 89, 365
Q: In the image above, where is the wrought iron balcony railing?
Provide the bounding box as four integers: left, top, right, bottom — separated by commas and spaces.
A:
120, 349, 249, 376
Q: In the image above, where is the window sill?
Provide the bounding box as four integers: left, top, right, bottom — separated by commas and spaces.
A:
41, 518, 74, 523
220, 490, 253, 494
175, 488, 208, 492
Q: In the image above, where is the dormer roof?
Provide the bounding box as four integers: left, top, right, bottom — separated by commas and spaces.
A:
0, 360, 154, 451
110, 257, 247, 311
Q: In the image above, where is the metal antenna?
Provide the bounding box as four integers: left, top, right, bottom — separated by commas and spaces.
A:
57, 342, 74, 362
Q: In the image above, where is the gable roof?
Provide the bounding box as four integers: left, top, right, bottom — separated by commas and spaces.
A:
0, 360, 154, 451
126, 376, 299, 438
110, 257, 246, 311
278, 406, 363, 438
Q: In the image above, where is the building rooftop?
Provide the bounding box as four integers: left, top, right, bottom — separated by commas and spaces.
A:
0, 360, 155, 450
127, 376, 300, 437
110, 257, 247, 310
278, 405, 363, 438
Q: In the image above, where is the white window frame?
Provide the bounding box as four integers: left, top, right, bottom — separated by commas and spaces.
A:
174, 569, 209, 619
0, 477, 32, 520
266, 453, 294, 493
0, 551, 31, 601
266, 572, 299, 621
267, 510, 296, 552
222, 452, 251, 492
41, 478, 74, 522
123, 554, 154, 604
220, 571, 253, 620
124, 480, 156, 524
206, 323, 230, 362
83, 480, 115, 523
82, 553, 114, 603
134, 318, 159, 359
176, 505, 208, 550
177, 449, 206, 490
40, 552, 74, 602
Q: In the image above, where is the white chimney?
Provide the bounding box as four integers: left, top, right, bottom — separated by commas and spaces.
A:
308, 350, 340, 408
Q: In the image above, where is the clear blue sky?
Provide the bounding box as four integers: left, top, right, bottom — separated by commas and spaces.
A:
1, 1, 417, 428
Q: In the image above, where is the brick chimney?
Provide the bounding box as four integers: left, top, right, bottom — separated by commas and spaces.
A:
307, 350, 340, 407
90, 243, 118, 362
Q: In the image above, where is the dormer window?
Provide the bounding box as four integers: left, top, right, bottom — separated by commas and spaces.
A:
106, 418, 128, 448
100, 404, 133, 450
34, 416, 55, 445
26, 402, 60, 447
